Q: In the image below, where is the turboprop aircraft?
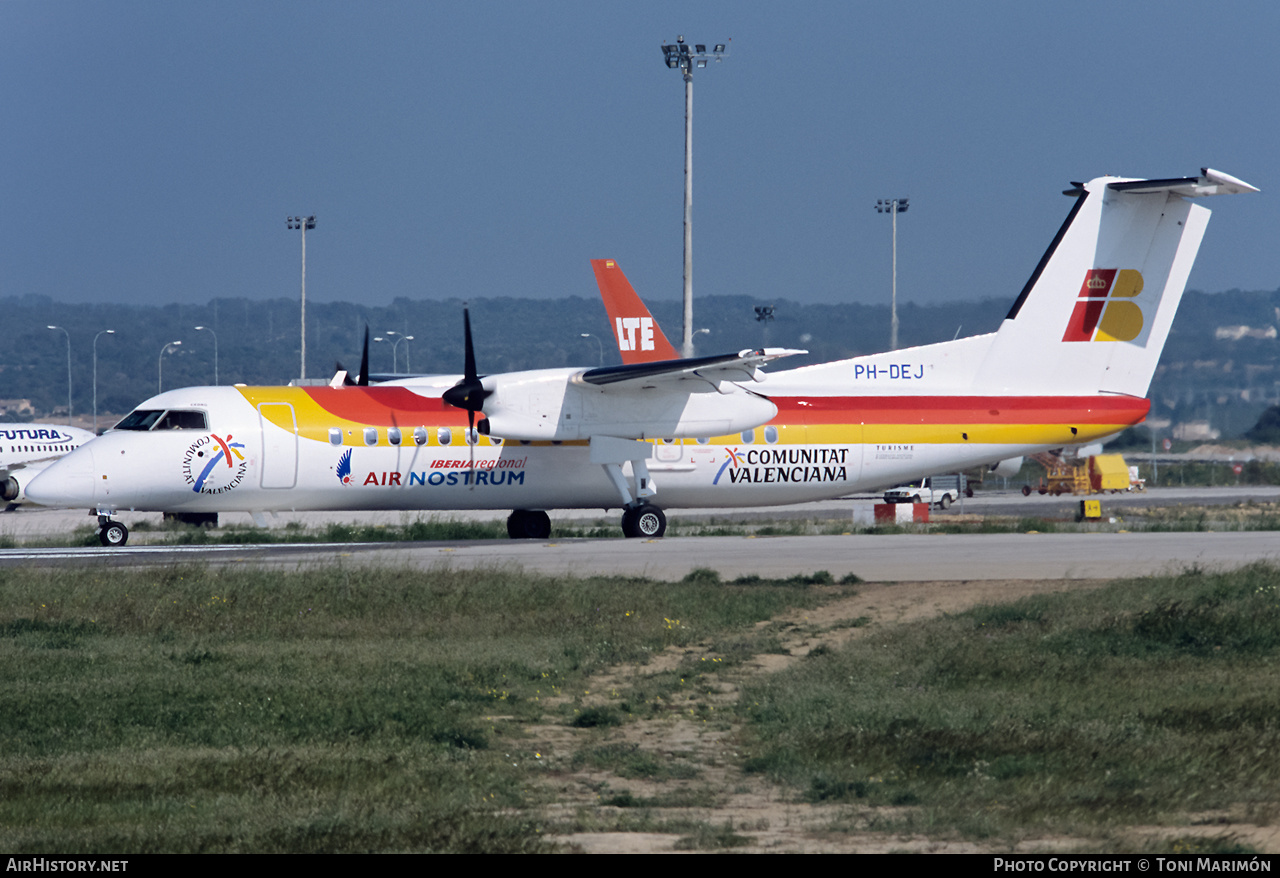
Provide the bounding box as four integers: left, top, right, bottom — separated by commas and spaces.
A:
1, 423, 96, 507
25, 168, 1257, 546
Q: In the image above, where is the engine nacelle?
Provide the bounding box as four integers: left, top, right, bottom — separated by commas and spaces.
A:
1, 475, 19, 502
990, 457, 1024, 477
477, 369, 778, 441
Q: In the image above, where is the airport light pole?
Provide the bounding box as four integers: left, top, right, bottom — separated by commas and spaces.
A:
661, 36, 730, 358
373, 336, 391, 372
92, 329, 115, 434
875, 198, 909, 351
194, 325, 218, 385
46, 325, 71, 425
392, 335, 414, 373
287, 215, 316, 380
580, 333, 603, 366
158, 341, 181, 394
383, 331, 400, 372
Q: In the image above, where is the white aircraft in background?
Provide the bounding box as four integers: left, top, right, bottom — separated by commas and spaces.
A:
1, 424, 96, 508
26, 168, 1257, 546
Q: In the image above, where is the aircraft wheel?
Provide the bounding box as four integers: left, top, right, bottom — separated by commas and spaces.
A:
1021, 485, 1032, 496
506, 509, 551, 540
622, 505, 666, 539
99, 521, 129, 548
1038, 487, 1048, 495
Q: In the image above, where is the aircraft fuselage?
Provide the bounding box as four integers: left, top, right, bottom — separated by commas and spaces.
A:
27, 383, 1145, 515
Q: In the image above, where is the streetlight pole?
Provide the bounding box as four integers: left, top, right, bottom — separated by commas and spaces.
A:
93, 329, 115, 434
47, 325, 71, 425
875, 198, 909, 351
383, 331, 400, 372
287, 215, 316, 380
580, 332, 604, 366
158, 341, 181, 394
194, 325, 218, 385
392, 335, 414, 373
661, 37, 730, 358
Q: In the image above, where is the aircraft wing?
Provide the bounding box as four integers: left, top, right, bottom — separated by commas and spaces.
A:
578, 347, 806, 391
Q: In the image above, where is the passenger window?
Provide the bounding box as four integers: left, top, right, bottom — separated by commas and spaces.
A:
328, 428, 343, 446
464, 428, 478, 446
437, 427, 452, 446
388, 427, 402, 446
363, 427, 378, 446
741, 429, 756, 444
413, 427, 427, 446
765, 425, 779, 444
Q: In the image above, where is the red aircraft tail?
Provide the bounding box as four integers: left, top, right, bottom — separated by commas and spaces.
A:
591, 259, 680, 363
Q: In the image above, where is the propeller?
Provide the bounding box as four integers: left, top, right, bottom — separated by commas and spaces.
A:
441, 308, 492, 485
334, 327, 372, 387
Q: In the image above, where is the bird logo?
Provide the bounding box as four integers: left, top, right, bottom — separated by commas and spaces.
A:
336, 448, 353, 485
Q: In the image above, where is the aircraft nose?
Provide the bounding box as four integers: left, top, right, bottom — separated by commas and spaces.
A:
25, 445, 96, 508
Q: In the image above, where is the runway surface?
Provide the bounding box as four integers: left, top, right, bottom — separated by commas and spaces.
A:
4, 531, 1280, 582
4, 487, 1279, 582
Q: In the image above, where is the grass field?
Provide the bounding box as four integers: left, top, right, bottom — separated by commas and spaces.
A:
0, 562, 829, 853
740, 563, 1280, 849
2, 559, 1277, 852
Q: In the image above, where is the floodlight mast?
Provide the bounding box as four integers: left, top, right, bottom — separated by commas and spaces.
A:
874, 198, 909, 351
286, 215, 316, 380
660, 36, 729, 357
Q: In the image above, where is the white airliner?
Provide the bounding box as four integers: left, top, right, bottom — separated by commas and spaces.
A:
26, 169, 1257, 546
1, 424, 96, 507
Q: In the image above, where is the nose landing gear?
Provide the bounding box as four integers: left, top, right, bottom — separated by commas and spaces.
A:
97, 515, 129, 548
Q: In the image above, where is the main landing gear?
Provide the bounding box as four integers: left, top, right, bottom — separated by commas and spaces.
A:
621, 504, 667, 538
97, 515, 129, 547
507, 509, 551, 540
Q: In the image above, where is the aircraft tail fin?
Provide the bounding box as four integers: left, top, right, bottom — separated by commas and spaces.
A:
591, 259, 681, 363
974, 168, 1257, 398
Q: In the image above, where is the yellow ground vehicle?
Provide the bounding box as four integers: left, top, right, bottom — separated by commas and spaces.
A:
1021, 453, 1135, 496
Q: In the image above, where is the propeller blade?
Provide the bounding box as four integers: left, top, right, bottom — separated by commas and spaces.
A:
462, 307, 477, 384
442, 307, 492, 414
467, 408, 476, 489
357, 327, 370, 387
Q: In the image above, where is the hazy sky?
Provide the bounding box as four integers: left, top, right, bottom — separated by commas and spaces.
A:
2, 1, 1275, 313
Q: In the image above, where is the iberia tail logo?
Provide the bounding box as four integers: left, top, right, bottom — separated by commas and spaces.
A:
1062, 269, 1146, 342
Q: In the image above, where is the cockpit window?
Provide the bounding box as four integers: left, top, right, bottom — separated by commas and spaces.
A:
155, 410, 208, 430
112, 409, 208, 431
114, 410, 165, 431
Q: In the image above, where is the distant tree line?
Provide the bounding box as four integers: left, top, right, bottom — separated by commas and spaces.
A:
3, 287, 1280, 439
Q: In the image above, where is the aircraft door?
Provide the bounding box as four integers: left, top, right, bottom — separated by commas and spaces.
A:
258, 403, 298, 489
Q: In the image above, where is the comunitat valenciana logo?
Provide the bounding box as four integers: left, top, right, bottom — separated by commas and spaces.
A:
1062, 268, 1146, 342
182, 434, 248, 494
